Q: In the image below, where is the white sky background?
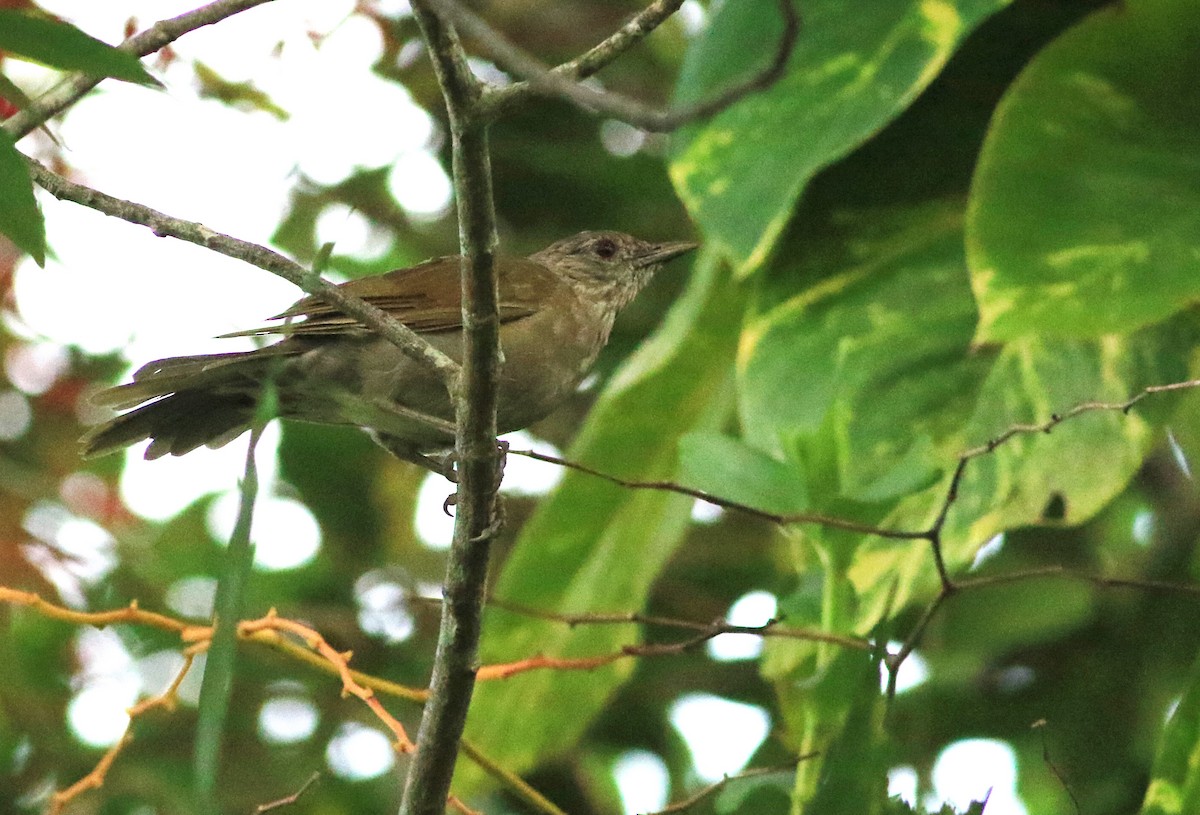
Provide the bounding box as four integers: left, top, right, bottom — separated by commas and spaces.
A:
12, 0, 454, 526
5, 1, 1027, 810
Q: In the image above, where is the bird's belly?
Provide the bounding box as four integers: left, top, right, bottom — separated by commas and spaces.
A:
492, 305, 611, 433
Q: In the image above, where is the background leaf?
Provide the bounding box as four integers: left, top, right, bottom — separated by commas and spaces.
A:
669, 0, 1011, 274
0, 10, 159, 86
1139, 651, 1200, 815
966, 0, 1200, 341
0, 128, 44, 265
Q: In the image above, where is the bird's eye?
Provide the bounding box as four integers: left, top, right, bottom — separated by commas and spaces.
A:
592, 238, 618, 259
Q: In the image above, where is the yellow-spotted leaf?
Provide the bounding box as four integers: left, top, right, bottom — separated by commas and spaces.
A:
670, 0, 1011, 276
967, 0, 1200, 341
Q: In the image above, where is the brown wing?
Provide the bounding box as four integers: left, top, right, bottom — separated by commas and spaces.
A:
222, 255, 559, 338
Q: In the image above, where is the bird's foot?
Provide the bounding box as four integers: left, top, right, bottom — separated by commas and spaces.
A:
440, 440, 509, 515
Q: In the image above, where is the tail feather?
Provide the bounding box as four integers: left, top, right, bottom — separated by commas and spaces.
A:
82, 390, 257, 459
82, 348, 294, 459
93, 349, 291, 410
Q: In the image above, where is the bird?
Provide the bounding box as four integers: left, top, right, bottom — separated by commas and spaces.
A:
80, 231, 697, 472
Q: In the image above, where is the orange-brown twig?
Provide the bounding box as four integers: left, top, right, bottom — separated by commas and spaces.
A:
239, 609, 415, 752
47, 654, 197, 815
0, 587, 192, 635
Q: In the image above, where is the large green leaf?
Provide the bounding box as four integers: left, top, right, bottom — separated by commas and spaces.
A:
735, 187, 1200, 629
669, 0, 1011, 275
677, 431, 808, 515
738, 200, 985, 504
0, 128, 44, 265
802, 650, 889, 815
460, 250, 745, 784
0, 10, 159, 86
0, 71, 34, 114
966, 0, 1200, 341
850, 315, 1200, 626
1140, 651, 1200, 814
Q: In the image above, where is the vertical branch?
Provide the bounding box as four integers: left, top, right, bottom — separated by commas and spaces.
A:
401, 3, 501, 814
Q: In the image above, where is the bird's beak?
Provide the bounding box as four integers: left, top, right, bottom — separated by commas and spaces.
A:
633, 240, 699, 268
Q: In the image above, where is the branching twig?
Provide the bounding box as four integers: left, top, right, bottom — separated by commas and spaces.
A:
239, 609, 416, 752
883, 379, 1200, 693
426, 0, 801, 131
2, 588, 566, 812
4, 0, 280, 141
26, 158, 460, 385
244, 625, 429, 703
512, 378, 1200, 696
48, 655, 196, 814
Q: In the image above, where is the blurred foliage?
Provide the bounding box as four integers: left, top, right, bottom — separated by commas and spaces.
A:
3, 0, 1200, 814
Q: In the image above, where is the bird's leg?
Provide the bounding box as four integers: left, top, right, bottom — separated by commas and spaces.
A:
437, 440, 510, 515
370, 432, 456, 478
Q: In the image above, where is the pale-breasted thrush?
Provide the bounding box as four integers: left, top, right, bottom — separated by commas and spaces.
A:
81, 231, 697, 470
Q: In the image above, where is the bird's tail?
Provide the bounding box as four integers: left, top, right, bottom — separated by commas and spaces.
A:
81, 349, 289, 459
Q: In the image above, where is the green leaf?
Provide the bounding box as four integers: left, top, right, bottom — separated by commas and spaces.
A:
0, 71, 34, 113
193, 62, 289, 120
851, 314, 1200, 627
0, 127, 44, 265
715, 769, 793, 814
460, 250, 745, 787
967, 0, 1200, 341
0, 10, 159, 86
677, 431, 808, 514
803, 650, 890, 815
738, 200, 985, 504
194, 432, 262, 814
735, 178, 1200, 631
669, 0, 1011, 275
1139, 651, 1200, 814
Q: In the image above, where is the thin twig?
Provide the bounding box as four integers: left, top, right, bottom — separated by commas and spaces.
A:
954, 566, 1200, 597
458, 740, 568, 815
480, 0, 686, 117
512, 378, 1200, 699
245, 627, 429, 702
486, 597, 872, 651
884, 592, 947, 699
1033, 720, 1080, 815
26, 158, 460, 385
506, 448, 925, 540
240, 609, 416, 752
48, 655, 196, 814
917, 378, 1200, 599
647, 761, 811, 815
252, 772, 321, 814
0, 587, 192, 633
446, 795, 483, 815
425, 0, 801, 131
4, 0, 279, 141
